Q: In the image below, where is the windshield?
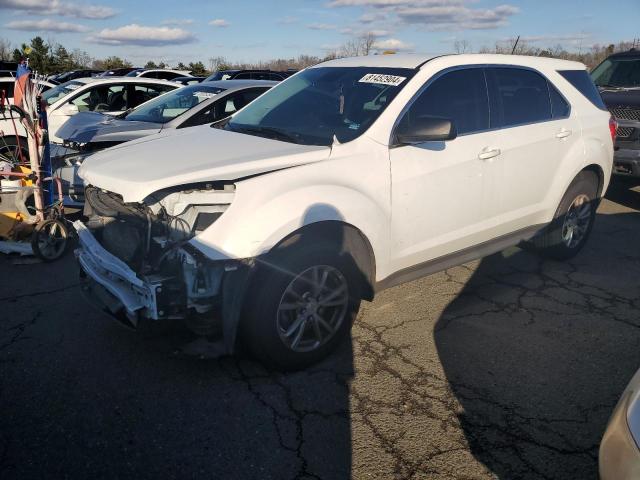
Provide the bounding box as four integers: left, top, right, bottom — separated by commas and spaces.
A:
125, 69, 144, 77
591, 57, 640, 88
225, 66, 416, 146
42, 80, 84, 105
124, 84, 225, 123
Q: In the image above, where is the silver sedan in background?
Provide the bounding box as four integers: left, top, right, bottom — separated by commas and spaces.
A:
600, 368, 640, 479
53, 79, 276, 205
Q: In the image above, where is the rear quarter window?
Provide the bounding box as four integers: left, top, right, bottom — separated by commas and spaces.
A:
558, 70, 607, 110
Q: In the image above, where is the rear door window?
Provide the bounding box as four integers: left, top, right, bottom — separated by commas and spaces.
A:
70, 84, 126, 112
399, 68, 489, 136
549, 82, 570, 118
559, 70, 607, 110
131, 84, 175, 108
486, 67, 552, 128
180, 88, 270, 127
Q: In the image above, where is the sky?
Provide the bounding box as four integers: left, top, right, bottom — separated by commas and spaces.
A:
1, 0, 639, 66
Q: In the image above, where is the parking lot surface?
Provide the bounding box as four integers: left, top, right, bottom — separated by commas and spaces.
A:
1, 181, 640, 480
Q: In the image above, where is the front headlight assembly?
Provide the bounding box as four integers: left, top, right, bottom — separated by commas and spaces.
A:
145, 183, 235, 240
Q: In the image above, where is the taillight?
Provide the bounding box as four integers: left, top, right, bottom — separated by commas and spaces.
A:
609, 115, 617, 142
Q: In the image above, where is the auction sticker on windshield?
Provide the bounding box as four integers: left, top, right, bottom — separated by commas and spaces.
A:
359, 73, 406, 86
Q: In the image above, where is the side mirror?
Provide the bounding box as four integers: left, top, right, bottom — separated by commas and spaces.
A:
395, 115, 457, 145
60, 103, 79, 116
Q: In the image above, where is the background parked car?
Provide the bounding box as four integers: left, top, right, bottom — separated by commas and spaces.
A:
48, 69, 104, 85
173, 76, 205, 85
54, 80, 275, 205
0, 77, 54, 103
98, 67, 142, 77
125, 69, 192, 80
600, 367, 640, 479
40, 77, 179, 142
204, 69, 293, 81
592, 48, 640, 179
0, 75, 55, 164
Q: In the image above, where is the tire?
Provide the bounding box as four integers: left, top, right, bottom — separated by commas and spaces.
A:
240, 242, 362, 370
31, 219, 68, 262
533, 171, 599, 260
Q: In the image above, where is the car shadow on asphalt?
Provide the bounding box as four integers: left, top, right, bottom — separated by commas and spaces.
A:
434, 210, 640, 479
605, 178, 640, 210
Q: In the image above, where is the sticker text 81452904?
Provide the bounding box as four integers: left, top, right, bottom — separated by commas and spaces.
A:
359, 73, 406, 87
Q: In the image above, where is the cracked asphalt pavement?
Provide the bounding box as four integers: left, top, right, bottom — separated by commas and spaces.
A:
2, 180, 640, 479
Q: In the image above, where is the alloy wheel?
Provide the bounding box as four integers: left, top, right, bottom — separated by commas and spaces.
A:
276, 265, 349, 353
561, 194, 592, 249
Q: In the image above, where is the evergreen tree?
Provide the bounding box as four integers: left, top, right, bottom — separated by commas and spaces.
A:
188, 61, 207, 76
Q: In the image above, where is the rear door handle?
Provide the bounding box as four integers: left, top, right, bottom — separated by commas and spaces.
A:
555, 129, 572, 139
478, 148, 501, 160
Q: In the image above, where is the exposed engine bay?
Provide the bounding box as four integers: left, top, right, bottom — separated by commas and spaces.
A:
82, 182, 235, 323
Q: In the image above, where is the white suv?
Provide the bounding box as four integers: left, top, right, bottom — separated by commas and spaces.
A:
74, 54, 614, 369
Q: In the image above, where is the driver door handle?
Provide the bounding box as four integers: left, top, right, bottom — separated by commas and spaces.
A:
478, 148, 501, 160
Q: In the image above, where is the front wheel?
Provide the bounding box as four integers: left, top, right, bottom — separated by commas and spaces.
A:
532, 171, 599, 260
240, 243, 361, 370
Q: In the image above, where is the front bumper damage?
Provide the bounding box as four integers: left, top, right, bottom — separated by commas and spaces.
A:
74, 219, 251, 354
75, 220, 160, 325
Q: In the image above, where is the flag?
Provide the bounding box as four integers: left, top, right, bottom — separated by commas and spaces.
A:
13, 60, 30, 109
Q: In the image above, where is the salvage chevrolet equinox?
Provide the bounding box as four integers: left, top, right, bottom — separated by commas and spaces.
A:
74, 54, 614, 369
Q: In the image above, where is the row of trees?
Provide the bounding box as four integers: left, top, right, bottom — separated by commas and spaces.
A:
472, 38, 639, 69
0, 36, 93, 73
1, 35, 637, 77
0, 36, 210, 75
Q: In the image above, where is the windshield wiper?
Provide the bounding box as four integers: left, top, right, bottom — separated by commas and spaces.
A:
231, 125, 301, 144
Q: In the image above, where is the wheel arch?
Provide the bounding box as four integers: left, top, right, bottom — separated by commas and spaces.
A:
267, 220, 376, 301
582, 163, 606, 198
224, 220, 376, 356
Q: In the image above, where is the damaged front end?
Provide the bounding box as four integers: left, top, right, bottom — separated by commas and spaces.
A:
75, 183, 249, 352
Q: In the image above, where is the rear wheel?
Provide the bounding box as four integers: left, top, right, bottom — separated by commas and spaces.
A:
241, 243, 361, 370
533, 171, 599, 260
